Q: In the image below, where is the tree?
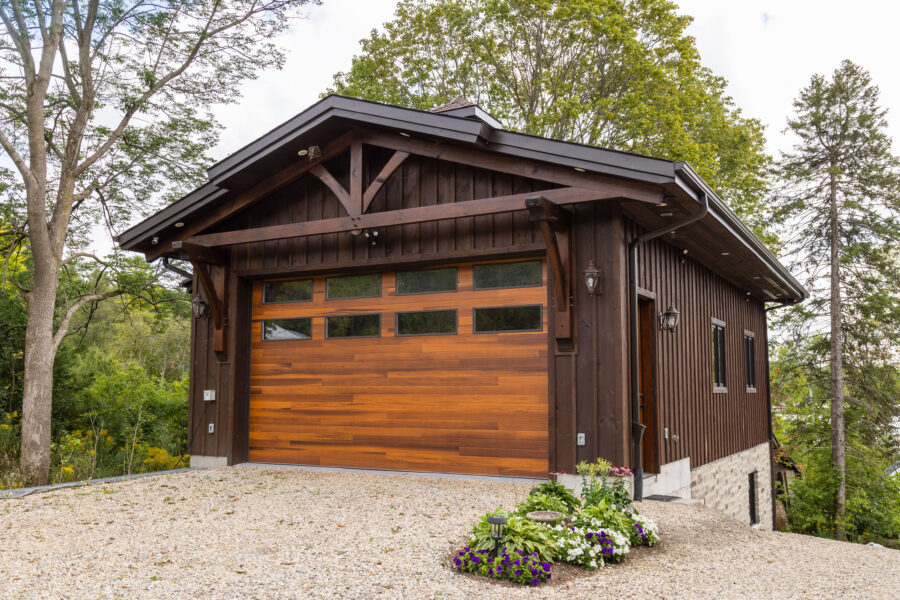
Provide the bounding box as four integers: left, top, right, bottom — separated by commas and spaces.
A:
0, 0, 317, 484
329, 0, 771, 237
774, 60, 900, 541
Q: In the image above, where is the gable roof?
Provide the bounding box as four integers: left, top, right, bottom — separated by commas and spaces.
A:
116, 94, 806, 303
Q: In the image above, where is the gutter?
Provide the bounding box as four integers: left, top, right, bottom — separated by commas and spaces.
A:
672, 163, 807, 303
628, 188, 709, 502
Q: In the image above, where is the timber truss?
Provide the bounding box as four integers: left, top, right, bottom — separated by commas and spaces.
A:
156, 129, 663, 359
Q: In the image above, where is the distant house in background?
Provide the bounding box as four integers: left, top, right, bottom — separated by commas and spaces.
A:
117, 96, 806, 529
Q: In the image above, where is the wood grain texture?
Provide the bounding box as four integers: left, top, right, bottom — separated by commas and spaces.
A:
248, 261, 549, 477
628, 219, 771, 468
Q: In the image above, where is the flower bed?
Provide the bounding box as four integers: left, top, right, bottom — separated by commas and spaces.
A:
451, 459, 660, 586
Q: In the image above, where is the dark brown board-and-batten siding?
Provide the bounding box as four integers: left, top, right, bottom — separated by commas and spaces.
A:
185, 149, 772, 473
187, 152, 557, 463
628, 219, 770, 469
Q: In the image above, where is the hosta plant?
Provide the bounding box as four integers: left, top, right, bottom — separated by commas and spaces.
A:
575, 500, 634, 536
529, 480, 580, 513
469, 510, 557, 562
453, 547, 551, 586
515, 492, 569, 518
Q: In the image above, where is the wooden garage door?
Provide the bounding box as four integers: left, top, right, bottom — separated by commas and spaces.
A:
248, 259, 549, 477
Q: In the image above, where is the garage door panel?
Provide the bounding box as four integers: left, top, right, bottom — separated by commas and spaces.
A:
250, 428, 547, 456
249, 260, 549, 477
250, 444, 547, 477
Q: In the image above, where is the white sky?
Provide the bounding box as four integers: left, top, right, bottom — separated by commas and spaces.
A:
212, 0, 900, 160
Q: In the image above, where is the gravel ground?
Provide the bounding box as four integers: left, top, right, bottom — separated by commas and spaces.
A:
1, 465, 897, 599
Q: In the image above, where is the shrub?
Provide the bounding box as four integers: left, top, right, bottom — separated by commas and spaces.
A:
143, 446, 188, 471
0, 411, 24, 489
529, 480, 580, 512
515, 492, 568, 517
453, 547, 551, 586
469, 510, 557, 562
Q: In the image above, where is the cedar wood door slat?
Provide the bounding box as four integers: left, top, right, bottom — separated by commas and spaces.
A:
248, 261, 549, 477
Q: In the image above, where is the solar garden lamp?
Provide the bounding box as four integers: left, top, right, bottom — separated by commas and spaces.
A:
487, 514, 508, 556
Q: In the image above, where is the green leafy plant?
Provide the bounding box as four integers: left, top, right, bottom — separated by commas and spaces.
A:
529, 480, 580, 512
469, 510, 557, 562
575, 501, 633, 537
577, 459, 633, 510
515, 492, 568, 518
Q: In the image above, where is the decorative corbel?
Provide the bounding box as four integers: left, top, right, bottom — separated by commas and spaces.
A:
173, 240, 230, 361
525, 195, 573, 342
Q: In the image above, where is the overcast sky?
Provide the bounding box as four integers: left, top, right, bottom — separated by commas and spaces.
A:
212, 0, 900, 160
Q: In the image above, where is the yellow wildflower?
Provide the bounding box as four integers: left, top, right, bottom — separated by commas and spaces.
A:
0, 424, 10, 431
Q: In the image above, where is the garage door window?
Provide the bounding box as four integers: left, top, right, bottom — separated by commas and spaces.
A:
396, 267, 457, 295
474, 305, 542, 333
326, 314, 381, 338
326, 273, 381, 299
262, 279, 312, 304
396, 309, 457, 336
262, 318, 312, 340
473, 260, 541, 289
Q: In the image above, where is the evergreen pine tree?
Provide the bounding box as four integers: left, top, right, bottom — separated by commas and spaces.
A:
774, 60, 900, 541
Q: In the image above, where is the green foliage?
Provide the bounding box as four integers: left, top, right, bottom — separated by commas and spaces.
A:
577, 458, 633, 510
515, 492, 568, 518
469, 510, 557, 562
575, 501, 632, 538
329, 0, 773, 240
529, 480, 580, 512
772, 60, 900, 542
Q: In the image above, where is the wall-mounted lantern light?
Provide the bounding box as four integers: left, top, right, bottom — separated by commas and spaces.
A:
583, 260, 602, 295
487, 514, 508, 556
192, 295, 209, 319
658, 303, 680, 332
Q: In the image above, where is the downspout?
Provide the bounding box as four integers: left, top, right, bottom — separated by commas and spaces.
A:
162, 256, 193, 291
628, 191, 709, 501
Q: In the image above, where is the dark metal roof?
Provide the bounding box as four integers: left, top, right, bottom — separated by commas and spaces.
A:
430, 97, 477, 112
115, 94, 806, 302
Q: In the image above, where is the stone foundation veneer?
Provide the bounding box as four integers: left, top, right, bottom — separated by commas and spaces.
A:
690, 441, 772, 529
190, 455, 228, 468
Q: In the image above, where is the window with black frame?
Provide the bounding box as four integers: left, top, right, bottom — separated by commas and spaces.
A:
712, 320, 726, 390
744, 332, 756, 390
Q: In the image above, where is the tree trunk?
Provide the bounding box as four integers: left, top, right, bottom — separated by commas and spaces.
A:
828, 173, 847, 541
19, 258, 61, 485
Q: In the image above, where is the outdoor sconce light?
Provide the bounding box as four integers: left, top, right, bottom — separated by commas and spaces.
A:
658, 303, 680, 333
487, 514, 508, 555
583, 260, 602, 295
192, 295, 209, 319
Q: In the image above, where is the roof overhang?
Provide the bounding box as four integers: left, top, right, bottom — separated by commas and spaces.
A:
116, 94, 806, 304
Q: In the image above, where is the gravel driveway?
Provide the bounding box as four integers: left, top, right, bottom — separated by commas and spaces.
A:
1, 465, 897, 599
